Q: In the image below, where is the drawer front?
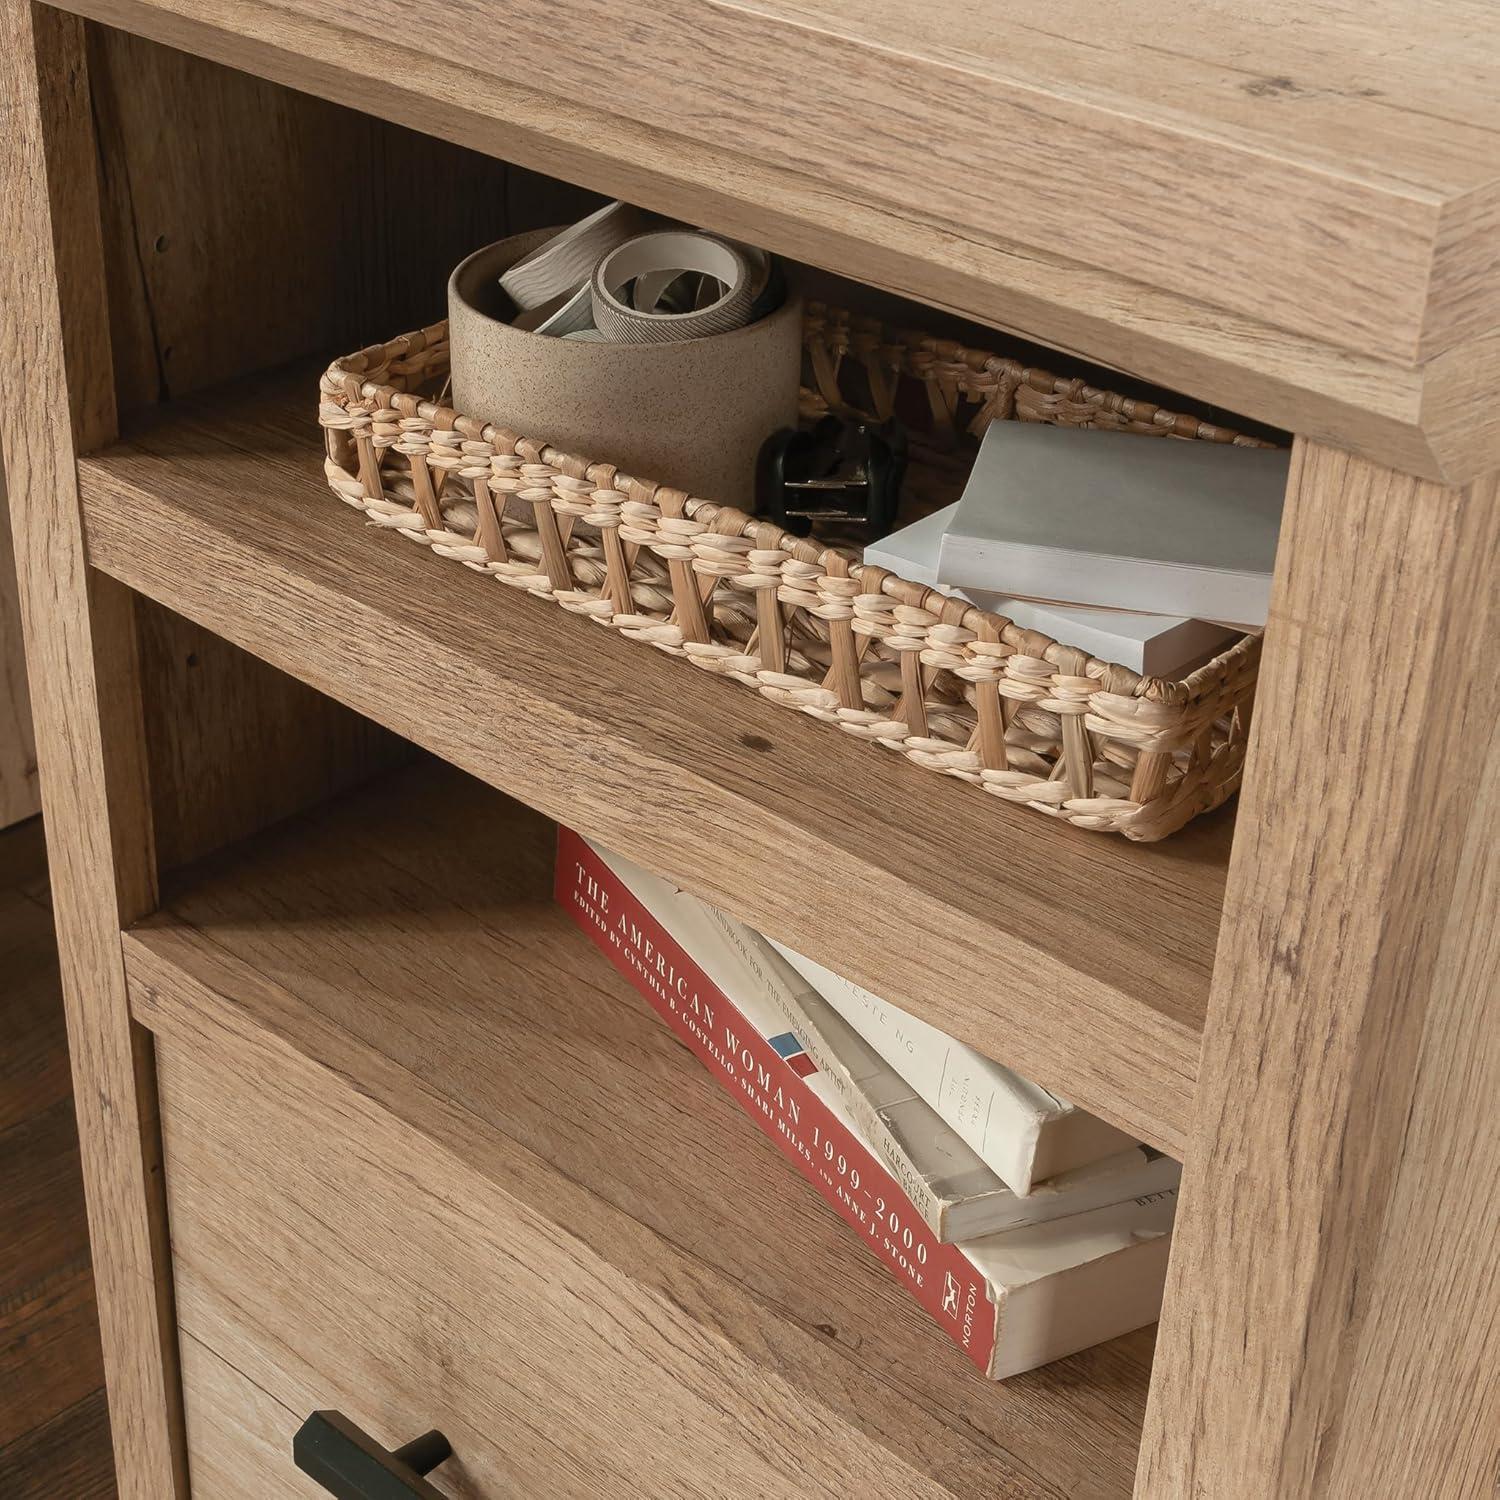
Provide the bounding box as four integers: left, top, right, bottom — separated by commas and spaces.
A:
153, 1015, 954, 1500
177, 1332, 322, 1499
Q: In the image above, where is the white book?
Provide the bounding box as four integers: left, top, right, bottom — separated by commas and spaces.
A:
769, 940, 1139, 1196
933, 422, 1289, 626
959, 1186, 1178, 1379
689, 904, 1015, 1241
691, 898, 1175, 1240
702, 923, 1182, 1378
863, 501, 1239, 677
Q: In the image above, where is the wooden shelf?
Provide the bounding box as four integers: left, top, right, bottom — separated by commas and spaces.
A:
124, 760, 1156, 1497
78, 363, 1233, 1156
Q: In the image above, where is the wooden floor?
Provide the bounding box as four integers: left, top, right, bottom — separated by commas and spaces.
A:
0, 816, 116, 1498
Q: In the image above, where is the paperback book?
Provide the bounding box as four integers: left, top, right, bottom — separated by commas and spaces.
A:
767, 938, 1139, 1195
694, 901, 1035, 1240
557, 830, 1179, 1379
695, 897, 1168, 1224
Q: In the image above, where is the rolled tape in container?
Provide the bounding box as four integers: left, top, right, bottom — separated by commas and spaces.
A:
591, 232, 754, 342
501, 205, 768, 344
448, 219, 801, 508
499, 200, 647, 313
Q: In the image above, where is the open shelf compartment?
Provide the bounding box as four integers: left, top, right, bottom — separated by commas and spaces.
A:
126, 758, 1156, 1497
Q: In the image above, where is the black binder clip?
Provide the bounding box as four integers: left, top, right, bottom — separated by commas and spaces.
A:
756, 415, 907, 540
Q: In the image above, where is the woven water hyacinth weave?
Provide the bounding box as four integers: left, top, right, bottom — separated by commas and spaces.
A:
319, 304, 1273, 840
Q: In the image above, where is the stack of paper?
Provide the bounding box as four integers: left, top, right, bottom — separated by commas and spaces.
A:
863, 500, 1241, 677
864, 421, 1288, 672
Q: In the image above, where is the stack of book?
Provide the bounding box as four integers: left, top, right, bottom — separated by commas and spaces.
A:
557, 831, 1182, 1381
865, 422, 1291, 676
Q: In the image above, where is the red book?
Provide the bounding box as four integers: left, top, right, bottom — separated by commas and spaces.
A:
558, 827, 1001, 1373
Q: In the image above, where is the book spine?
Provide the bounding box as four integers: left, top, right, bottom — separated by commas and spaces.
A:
556, 830, 998, 1377
692, 900, 952, 1237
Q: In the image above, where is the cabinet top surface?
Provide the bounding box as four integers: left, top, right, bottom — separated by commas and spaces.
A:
52, 0, 1500, 479
755, 0, 1500, 194
349, 0, 1500, 366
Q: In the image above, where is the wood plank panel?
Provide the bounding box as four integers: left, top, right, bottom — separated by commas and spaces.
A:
0, 877, 72, 1135
175, 1335, 318, 1499
65, 0, 1500, 364
0, 846, 108, 1477
80, 29, 439, 873
81, 365, 1234, 1155
0, 5, 181, 1494
1138, 444, 1500, 1498
158, 1048, 979, 1499
52, 0, 1500, 482
0, 1393, 117, 1500
133, 601, 408, 875
0, 1101, 102, 1450
86, 26, 512, 413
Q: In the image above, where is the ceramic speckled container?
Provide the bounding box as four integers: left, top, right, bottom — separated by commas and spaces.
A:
447, 228, 802, 510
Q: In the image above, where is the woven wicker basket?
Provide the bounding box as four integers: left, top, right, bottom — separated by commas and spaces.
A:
319, 304, 1274, 840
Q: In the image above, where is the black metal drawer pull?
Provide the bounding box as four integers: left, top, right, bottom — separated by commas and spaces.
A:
294, 1410, 454, 1499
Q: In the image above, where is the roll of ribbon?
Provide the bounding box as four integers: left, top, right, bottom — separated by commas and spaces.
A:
515, 282, 595, 338
498, 202, 773, 343
590, 231, 753, 343
498, 200, 645, 312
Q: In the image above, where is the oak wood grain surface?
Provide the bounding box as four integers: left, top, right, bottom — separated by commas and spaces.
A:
50, 0, 1500, 481
133, 600, 410, 876
1137, 445, 1500, 1498
129, 762, 1153, 1498
80, 27, 525, 878
85, 27, 512, 415
9, 5, 1494, 1494
173, 1335, 322, 1499
79, 363, 1234, 1156
0, 6, 183, 1494
275, 0, 1498, 360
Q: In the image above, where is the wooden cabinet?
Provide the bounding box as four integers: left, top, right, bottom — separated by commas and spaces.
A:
2, 4, 1496, 1498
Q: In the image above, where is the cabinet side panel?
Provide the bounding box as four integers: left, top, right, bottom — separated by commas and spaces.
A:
0, 3, 183, 1494
1138, 444, 1500, 1498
